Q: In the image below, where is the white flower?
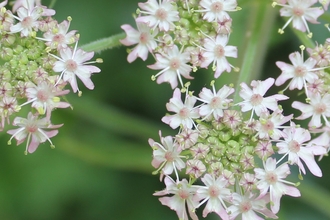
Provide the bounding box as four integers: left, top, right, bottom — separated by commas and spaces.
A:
149, 131, 185, 179
148, 45, 192, 89
136, 0, 179, 31
276, 0, 324, 35
238, 78, 288, 117
52, 42, 101, 93
120, 21, 158, 63
198, 84, 234, 120
200, 34, 237, 78
292, 93, 330, 128
255, 158, 301, 214
197, 0, 238, 22
162, 88, 199, 129
276, 125, 326, 177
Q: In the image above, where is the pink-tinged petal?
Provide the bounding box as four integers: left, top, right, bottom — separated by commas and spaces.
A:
270, 186, 282, 214
254, 78, 275, 95
304, 8, 324, 23
28, 135, 40, 153
298, 149, 323, 177
0, 0, 7, 8
224, 45, 237, 58
283, 185, 301, 197
120, 24, 139, 45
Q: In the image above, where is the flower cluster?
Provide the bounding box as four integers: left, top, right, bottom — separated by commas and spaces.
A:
0, 0, 102, 154
121, 0, 330, 219
121, 0, 240, 89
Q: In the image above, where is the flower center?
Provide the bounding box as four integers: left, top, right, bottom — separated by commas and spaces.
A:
178, 189, 189, 200
314, 102, 327, 114
164, 151, 174, 162
26, 124, 38, 133
239, 200, 252, 213
155, 8, 168, 21
208, 185, 220, 197
53, 34, 65, 43
265, 171, 278, 185
21, 16, 33, 28
65, 59, 78, 72
179, 107, 189, 119
170, 58, 181, 70
292, 6, 304, 17
250, 94, 263, 106
210, 96, 222, 109
288, 140, 300, 153
262, 120, 274, 132
294, 66, 307, 77
139, 32, 149, 44
37, 90, 50, 102
214, 45, 225, 58
211, 2, 223, 13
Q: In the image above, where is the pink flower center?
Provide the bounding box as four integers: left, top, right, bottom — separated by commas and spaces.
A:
53, 34, 65, 44
314, 102, 327, 114
26, 124, 38, 133
294, 66, 307, 77
170, 58, 181, 70
265, 171, 278, 185
208, 185, 220, 197
239, 200, 252, 213
262, 120, 274, 132
210, 96, 222, 109
21, 16, 33, 28
65, 59, 78, 72
164, 151, 174, 162
288, 140, 300, 153
292, 6, 304, 17
178, 189, 189, 200
211, 2, 223, 13
214, 45, 225, 58
155, 8, 168, 21
250, 94, 263, 106
37, 90, 50, 102
179, 107, 190, 119
139, 32, 149, 44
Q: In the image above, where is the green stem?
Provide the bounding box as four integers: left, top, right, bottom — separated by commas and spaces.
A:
299, 180, 330, 218
289, 27, 315, 49
48, 0, 57, 8
68, 97, 171, 141
57, 136, 153, 174
233, 1, 277, 103
80, 32, 125, 53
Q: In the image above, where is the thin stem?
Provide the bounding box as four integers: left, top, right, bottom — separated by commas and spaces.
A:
232, 0, 277, 104
57, 135, 153, 174
68, 97, 171, 141
299, 180, 330, 218
80, 32, 126, 53
289, 26, 315, 49
48, 0, 57, 8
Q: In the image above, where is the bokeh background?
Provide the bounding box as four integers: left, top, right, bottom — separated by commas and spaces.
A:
0, 0, 329, 219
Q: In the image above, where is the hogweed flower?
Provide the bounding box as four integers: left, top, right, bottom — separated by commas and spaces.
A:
122, 0, 330, 219
136, 0, 179, 31
7, 112, 62, 154
0, 1, 101, 153
120, 21, 158, 63
254, 158, 301, 214
52, 42, 102, 94
272, 0, 324, 37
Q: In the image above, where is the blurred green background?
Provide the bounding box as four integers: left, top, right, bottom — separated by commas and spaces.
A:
0, 0, 329, 219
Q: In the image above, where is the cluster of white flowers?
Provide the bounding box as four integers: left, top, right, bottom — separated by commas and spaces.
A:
121, 0, 330, 219
0, 0, 102, 154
